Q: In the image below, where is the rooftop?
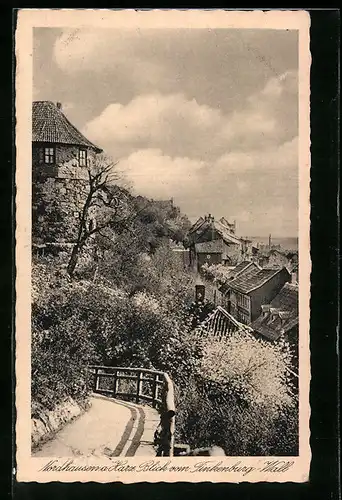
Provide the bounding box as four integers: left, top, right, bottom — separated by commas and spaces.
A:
213, 219, 242, 245
32, 101, 102, 152
228, 260, 259, 279
250, 282, 299, 340
227, 267, 289, 295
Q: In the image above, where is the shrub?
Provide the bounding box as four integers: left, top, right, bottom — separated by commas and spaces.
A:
31, 258, 199, 413
175, 332, 298, 456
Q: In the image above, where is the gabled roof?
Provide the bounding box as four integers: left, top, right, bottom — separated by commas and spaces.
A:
197, 305, 253, 337
189, 217, 205, 234
230, 260, 261, 278
228, 267, 290, 295
32, 101, 102, 152
269, 248, 288, 257
251, 283, 299, 340
217, 261, 261, 291
219, 217, 235, 230
213, 220, 242, 245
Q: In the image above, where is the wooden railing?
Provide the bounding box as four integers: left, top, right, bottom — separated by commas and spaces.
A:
88, 365, 176, 456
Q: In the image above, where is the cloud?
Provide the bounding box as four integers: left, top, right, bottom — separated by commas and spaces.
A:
117, 149, 206, 200
215, 137, 298, 173
82, 92, 224, 161
52, 28, 299, 117
81, 72, 298, 235
83, 70, 298, 163
33, 27, 300, 236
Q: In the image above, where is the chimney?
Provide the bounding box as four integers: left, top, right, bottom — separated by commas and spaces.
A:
291, 271, 298, 284
269, 307, 279, 322
279, 311, 291, 325
56, 102, 62, 110
195, 284, 205, 303
261, 304, 270, 317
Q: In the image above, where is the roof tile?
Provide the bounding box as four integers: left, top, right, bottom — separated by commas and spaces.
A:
32, 101, 102, 152
251, 283, 298, 340
228, 267, 286, 294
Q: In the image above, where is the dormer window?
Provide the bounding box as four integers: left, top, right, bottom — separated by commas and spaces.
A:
79, 148, 87, 167
44, 147, 55, 164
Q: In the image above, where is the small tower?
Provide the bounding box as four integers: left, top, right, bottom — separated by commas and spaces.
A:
32, 101, 103, 247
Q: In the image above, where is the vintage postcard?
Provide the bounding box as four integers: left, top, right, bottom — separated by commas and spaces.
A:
15, 9, 311, 483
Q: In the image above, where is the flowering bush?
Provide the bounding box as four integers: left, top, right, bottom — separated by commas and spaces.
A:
200, 331, 294, 410
201, 262, 233, 284
175, 332, 298, 456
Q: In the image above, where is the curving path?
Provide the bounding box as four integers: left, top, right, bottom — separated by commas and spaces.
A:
33, 394, 160, 458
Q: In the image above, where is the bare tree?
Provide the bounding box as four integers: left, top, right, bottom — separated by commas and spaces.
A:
66, 157, 123, 277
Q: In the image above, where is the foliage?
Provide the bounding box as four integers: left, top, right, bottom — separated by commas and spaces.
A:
201, 262, 233, 284
32, 179, 73, 244
175, 332, 298, 455
31, 254, 199, 413
32, 173, 298, 455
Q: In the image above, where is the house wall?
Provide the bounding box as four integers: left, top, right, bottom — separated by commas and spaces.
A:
229, 290, 251, 324
250, 269, 291, 321
32, 143, 98, 245
196, 252, 222, 270
172, 249, 191, 268
195, 226, 220, 244
224, 242, 244, 266
33, 144, 96, 180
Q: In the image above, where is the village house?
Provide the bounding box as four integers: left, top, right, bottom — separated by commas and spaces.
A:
258, 248, 289, 269
220, 265, 291, 325
250, 281, 299, 387
32, 101, 102, 248
169, 239, 190, 267
250, 282, 299, 343
187, 214, 256, 271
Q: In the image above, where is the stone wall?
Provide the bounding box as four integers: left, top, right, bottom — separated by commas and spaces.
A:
31, 397, 91, 451
32, 144, 99, 246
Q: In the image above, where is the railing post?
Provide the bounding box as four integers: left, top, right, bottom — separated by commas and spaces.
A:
136, 371, 142, 404
93, 368, 98, 392
156, 373, 176, 457
113, 369, 118, 398
152, 373, 157, 408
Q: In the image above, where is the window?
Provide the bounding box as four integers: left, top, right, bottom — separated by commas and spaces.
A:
79, 149, 87, 167
44, 147, 55, 164
239, 311, 250, 325
237, 293, 250, 310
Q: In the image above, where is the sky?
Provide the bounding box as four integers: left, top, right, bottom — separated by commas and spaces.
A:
33, 27, 299, 237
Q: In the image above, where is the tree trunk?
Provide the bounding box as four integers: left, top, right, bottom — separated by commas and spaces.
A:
67, 243, 81, 277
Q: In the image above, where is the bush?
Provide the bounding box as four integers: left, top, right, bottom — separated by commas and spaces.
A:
175, 332, 298, 456
31, 258, 200, 413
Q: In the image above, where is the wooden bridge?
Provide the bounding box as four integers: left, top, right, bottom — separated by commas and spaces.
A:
33, 366, 176, 458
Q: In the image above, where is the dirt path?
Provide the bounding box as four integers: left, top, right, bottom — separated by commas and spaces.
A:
33, 394, 160, 458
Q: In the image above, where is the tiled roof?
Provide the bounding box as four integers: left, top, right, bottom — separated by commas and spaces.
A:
251, 283, 298, 340
228, 267, 287, 294
219, 217, 235, 231
32, 101, 102, 152
269, 249, 287, 256
195, 240, 223, 253
229, 260, 256, 278
213, 220, 242, 245
189, 217, 205, 234
218, 262, 261, 292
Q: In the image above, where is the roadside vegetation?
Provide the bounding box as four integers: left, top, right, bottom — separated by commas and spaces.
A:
32, 168, 298, 455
